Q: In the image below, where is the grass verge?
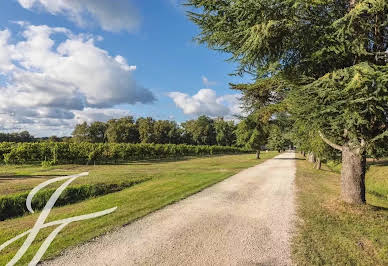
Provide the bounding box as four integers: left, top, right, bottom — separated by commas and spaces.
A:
0, 152, 277, 265
292, 155, 388, 265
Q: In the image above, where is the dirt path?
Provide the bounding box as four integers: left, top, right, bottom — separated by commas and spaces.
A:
43, 152, 296, 266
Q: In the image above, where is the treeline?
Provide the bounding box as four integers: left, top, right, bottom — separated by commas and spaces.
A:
0, 131, 34, 142
72, 115, 237, 146
0, 142, 250, 165
0, 114, 292, 162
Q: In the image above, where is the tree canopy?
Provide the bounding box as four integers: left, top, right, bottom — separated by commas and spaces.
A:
186, 0, 388, 204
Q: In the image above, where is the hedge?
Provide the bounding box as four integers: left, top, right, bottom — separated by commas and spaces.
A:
0, 142, 251, 165
0, 177, 151, 221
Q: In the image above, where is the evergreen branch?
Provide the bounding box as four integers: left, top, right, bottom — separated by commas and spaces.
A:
318, 131, 343, 151
371, 130, 388, 143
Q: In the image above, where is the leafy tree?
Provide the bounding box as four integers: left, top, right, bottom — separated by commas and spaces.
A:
267, 125, 287, 153
89, 121, 107, 143
153, 120, 176, 144
105, 117, 139, 143
181, 115, 216, 145
48, 136, 61, 142
187, 0, 388, 204
153, 120, 182, 144
214, 118, 236, 146
72, 122, 90, 143
235, 115, 268, 159
136, 117, 155, 143
290, 119, 339, 170
18, 131, 34, 142
0, 131, 34, 142
180, 120, 196, 145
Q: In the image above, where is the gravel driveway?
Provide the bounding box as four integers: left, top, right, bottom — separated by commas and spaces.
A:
43, 152, 296, 266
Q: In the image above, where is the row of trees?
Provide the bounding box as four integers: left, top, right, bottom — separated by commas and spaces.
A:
71, 115, 291, 154
1, 116, 292, 161
187, 0, 388, 204
0, 131, 34, 142
72, 116, 237, 146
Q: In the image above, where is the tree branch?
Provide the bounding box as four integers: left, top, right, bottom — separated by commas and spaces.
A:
371, 130, 388, 143
318, 131, 343, 151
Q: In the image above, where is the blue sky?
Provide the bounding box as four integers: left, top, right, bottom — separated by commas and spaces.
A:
0, 0, 251, 136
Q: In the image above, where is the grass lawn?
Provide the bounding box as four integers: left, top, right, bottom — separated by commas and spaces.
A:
0, 152, 277, 265
292, 155, 388, 265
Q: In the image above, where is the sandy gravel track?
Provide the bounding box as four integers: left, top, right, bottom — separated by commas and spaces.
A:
43, 152, 296, 266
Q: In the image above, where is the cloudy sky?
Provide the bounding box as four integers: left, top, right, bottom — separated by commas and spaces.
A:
0, 0, 250, 137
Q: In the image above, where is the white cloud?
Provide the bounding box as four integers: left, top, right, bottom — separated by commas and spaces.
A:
168, 89, 243, 118
73, 108, 132, 124
0, 107, 134, 137
17, 0, 140, 32
0, 30, 16, 72
0, 24, 154, 136
202, 76, 217, 87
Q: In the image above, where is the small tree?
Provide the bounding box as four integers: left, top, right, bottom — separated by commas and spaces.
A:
267, 125, 286, 153
181, 115, 217, 146
105, 117, 139, 143
89, 121, 107, 143
72, 122, 90, 143
136, 117, 155, 143
235, 116, 268, 159
214, 118, 236, 146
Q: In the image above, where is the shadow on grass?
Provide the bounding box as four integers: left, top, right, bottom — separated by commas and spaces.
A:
368, 204, 388, 211
0, 174, 60, 180
122, 154, 253, 165
0, 154, 256, 168
368, 159, 388, 167
273, 157, 305, 161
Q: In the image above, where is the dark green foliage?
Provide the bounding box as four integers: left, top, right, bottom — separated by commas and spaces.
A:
72, 122, 90, 143
105, 116, 140, 144
0, 131, 34, 143
70, 115, 240, 146
136, 117, 156, 143
214, 118, 236, 146
0, 177, 151, 221
153, 120, 182, 144
291, 63, 388, 156
235, 115, 268, 151
181, 115, 217, 145
187, 0, 388, 156
88, 121, 108, 143
267, 125, 287, 152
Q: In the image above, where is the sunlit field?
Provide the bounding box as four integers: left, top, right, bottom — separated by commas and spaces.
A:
0, 152, 277, 265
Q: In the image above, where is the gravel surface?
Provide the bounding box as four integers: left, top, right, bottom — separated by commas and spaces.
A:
43, 152, 296, 266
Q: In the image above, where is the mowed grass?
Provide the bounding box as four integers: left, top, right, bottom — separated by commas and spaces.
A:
292, 155, 388, 265
0, 152, 277, 265
0, 154, 275, 196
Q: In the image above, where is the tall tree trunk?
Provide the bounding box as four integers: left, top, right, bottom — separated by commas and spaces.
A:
341, 147, 366, 204
319, 131, 366, 205
315, 157, 321, 170
308, 152, 316, 163
256, 150, 260, 159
